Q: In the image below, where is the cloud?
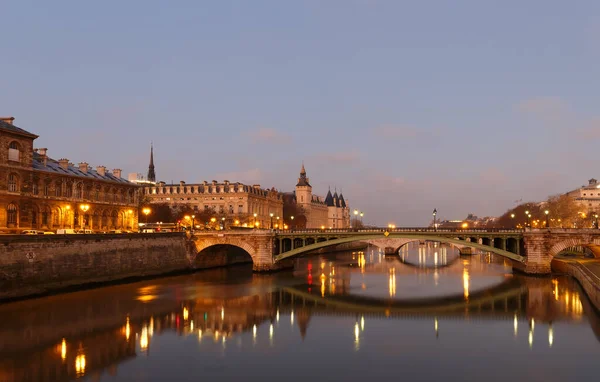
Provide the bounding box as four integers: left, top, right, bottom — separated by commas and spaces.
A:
372, 124, 421, 139
246, 127, 291, 144
214, 168, 263, 184
516, 97, 568, 124
313, 150, 360, 164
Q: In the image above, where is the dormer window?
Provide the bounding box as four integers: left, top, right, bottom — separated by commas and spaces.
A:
8, 141, 19, 162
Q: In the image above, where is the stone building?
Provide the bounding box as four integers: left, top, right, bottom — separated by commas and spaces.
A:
565, 178, 600, 212
0, 117, 139, 233
285, 164, 351, 229
143, 180, 283, 228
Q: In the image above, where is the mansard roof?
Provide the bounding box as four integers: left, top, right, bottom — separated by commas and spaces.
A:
339, 193, 347, 208
0, 119, 38, 139
32, 153, 132, 184
324, 189, 334, 206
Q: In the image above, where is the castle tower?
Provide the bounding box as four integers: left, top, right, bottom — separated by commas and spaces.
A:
295, 162, 312, 206
147, 143, 156, 182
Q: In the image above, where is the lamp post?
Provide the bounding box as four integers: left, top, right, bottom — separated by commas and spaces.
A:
191, 215, 195, 233
142, 207, 151, 225
79, 204, 90, 233
221, 217, 226, 230
270, 213, 274, 229
432, 209, 437, 232
525, 210, 530, 228
353, 209, 359, 228
544, 210, 549, 228
253, 213, 257, 228
510, 213, 515, 229
290, 215, 294, 229
595, 214, 599, 229
360, 212, 363, 225
276, 216, 280, 230
528, 214, 532, 228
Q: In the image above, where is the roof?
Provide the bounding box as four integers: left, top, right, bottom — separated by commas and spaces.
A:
333, 191, 340, 207
339, 193, 347, 208
324, 190, 334, 206
33, 153, 133, 185
296, 163, 311, 187
0, 119, 39, 139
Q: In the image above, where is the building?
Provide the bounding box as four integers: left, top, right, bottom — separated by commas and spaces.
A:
143, 180, 283, 228
285, 164, 351, 229
565, 178, 600, 212
0, 117, 139, 233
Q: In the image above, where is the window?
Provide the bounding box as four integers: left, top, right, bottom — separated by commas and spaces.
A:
32, 182, 38, 195
55, 182, 62, 197
65, 183, 72, 198
8, 174, 17, 192
74, 184, 82, 199
94, 188, 99, 201
7, 203, 17, 224
44, 183, 49, 196
229, 205, 234, 214
8, 141, 19, 162
238, 204, 244, 213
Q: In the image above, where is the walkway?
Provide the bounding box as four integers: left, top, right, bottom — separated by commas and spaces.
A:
552, 256, 600, 311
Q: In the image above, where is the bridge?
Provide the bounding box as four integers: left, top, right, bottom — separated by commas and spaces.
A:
189, 228, 600, 274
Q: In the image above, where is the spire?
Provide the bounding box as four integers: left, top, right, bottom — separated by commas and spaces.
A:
147, 142, 156, 182
296, 161, 311, 187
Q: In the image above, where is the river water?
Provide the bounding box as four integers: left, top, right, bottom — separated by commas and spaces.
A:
1, 242, 599, 382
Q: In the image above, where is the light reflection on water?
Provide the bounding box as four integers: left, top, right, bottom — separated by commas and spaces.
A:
0, 243, 598, 381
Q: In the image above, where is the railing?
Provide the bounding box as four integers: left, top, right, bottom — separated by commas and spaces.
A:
273, 227, 524, 234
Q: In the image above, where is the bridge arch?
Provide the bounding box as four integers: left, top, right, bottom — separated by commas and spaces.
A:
193, 239, 257, 267
275, 234, 525, 263
549, 238, 600, 259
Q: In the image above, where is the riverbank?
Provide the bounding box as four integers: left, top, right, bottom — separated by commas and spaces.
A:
552, 257, 600, 312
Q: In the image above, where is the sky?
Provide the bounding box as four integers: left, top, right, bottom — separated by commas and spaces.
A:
2, 0, 600, 226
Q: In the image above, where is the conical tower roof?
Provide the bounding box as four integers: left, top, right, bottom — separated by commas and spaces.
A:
325, 189, 334, 206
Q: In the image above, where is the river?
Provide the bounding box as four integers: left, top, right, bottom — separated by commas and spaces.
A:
1, 242, 599, 381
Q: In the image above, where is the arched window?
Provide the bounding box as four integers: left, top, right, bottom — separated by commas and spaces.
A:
65, 182, 73, 198
7, 203, 17, 225
32, 180, 38, 195
43, 181, 50, 196
55, 181, 62, 197
8, 141, 20, 161
8, 174, 17, 192
74, 183, 83, 199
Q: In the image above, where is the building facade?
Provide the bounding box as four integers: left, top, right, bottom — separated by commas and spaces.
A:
0, 117, 139, 233
142, 180, 284, 228
566, 178, 600, 212
287, 164, 351, 229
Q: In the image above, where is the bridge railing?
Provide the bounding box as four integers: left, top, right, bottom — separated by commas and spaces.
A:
273, 227, 523, 234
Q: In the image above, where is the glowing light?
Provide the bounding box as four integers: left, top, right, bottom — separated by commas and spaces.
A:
463, 268, 470, 301
434, 251, 438, 265
221, 307, 225, 320
276, 309, 280, 323
514, 314, 518, 337
253, 324, 257, 339
354, 322, 360, 350
291, 311, 294, 325
183, 307, 189, 321
198, 329, 203, 342
190, 320, 194, 331
321, 273, 326, 297
60, 338, 67, 361
548, 325, 554, 347
140, 325, 149, 351
125, 317, 131, 341
529, 329, 533, 349
269, 323, 274, 340
388, 267, 396, 297
75, 353, 86, 376
361, 316, 365, 331
531, 318, 535, 332
434, 317, 438, 332
149, 317, 154, 337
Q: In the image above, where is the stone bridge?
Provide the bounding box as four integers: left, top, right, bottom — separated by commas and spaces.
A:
189, 228, 600, 274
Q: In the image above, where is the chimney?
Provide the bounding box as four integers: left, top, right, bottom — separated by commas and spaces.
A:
96, 165, 106, 176
0, 117, 15, 125
180, 180, 186, 186
78, 162, 88, 174
158, 181, 165, 187
253, 184, 261, 189
112, 168, 122, 178
58, 158, 69, 170
38, 148, 48, 166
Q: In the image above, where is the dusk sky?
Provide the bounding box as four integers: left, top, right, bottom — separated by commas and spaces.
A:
2, 0, 600, 225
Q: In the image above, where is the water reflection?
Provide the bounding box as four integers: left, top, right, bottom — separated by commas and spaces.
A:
0, 243, 598, 381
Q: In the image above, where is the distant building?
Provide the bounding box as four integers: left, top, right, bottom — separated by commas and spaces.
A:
284, 164, 351, 229
565, 178, 600, 212
0, 117, 139, 232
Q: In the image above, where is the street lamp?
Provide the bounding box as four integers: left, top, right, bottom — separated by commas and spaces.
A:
525, 210, 529, 228
528, 214, 532, 228
79, 204, 90, 232
191, 215, 195, 233
142, 207, 151, 224
253, 213, 257, 227
510, 213, 515, 229
544, 210, 549, 228
432, 209, 437, 232
276, 216, 280, 230
270, 213, 274, 229
290, 215, 294, 229
360, 212, 363, 225
595, 214, 599, 229
221, 217, 226, 230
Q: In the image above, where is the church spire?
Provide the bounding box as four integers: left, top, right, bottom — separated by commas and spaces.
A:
147, 142, 156, 182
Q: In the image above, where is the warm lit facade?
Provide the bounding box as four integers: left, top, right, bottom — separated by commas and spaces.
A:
0, 117, 139, 233
289, 164, 351, 229
565, 178, 600, 212
143, 180, 284, 228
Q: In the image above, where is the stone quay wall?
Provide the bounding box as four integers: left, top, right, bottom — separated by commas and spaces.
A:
0, 233, 192, 301
552, 259, 600, 311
